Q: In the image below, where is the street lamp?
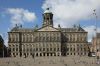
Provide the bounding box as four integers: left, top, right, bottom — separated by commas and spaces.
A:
93, 9, 98, 53
93, 9, 100, 63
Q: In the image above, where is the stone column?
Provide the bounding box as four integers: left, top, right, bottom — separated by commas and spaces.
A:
11, 53, 13, 57
56, 52, 58, 56
42, 53, 43, 56
45, 53, 47, 56
52, 53, 54, 56
49, 53, 50, 56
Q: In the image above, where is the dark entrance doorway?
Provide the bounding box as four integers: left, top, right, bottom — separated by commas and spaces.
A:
47, 53, 49, 56
43, 53, 45, 56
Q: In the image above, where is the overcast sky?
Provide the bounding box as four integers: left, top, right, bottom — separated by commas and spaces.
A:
0, 0, 100, 46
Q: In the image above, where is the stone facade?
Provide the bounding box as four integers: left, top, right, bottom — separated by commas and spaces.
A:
92, 33, 100, 57
8, 8, 89, 57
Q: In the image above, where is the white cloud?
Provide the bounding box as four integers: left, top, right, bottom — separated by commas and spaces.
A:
42, 0, 100, 27
6, 8, 36, 26
84, 25, 100, 42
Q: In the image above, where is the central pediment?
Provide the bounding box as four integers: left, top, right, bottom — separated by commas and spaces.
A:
38, 26, 59, 31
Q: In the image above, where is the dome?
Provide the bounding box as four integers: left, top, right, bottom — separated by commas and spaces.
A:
44, 8, 52, 13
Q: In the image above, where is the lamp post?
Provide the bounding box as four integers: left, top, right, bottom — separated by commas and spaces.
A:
93, 10, 100, 64
93, 9, 97, 54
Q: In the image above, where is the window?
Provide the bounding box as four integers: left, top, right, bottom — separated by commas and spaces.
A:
84, 48, 86, 51
58, 53, 60, 56
43, 48, 45, 51
46, 18, 49, 20
73, 48, 75, 51
67, 48, 69, 51
67, 53, 69, 55
30, 53, 32, 55
77, 48, 79, 51
13, 45, 14, 47
39, 37, 41, 41
70, 48, 72, 51
78, 53, 79, 55
16, 48, 18, 51
54, 48, 56, 51
16, 53, 18, 55
9, 48, 11, 52
13, 48, 15, 51
57, 48, 59, 51
81, 53, 83, 55
47, 37, 49, 41
33, 48, 35, 51
54, 37, 56, 41
50, 48, 52, 51
85, 52, 86, 55
39, 48, 41, 51
30, 48, 32, 51
16, 45, 18, 47
57, 37, 59, 41
47, 48, 49, 51
71, 53, 72, 55
43, 37, 45, 41
81, 48, 82, 51
74, 53, 75, 55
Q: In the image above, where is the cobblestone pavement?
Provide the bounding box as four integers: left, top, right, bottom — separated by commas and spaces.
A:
0, 56, 100, 66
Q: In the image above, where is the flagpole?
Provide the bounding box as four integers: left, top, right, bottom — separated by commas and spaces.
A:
93, 10, 99, 63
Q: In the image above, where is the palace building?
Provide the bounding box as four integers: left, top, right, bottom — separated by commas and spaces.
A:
8, 8, 89, 57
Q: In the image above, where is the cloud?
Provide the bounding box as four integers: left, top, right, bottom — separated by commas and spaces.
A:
3, 8, 36, 46
84, 25, 100, 42
42, 0, 100, 27
6, 8, 36, 26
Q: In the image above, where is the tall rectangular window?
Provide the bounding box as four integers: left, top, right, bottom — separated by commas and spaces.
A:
50, 48, 52, 51
43, 48, 45, 51
54, 48, 56, 51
